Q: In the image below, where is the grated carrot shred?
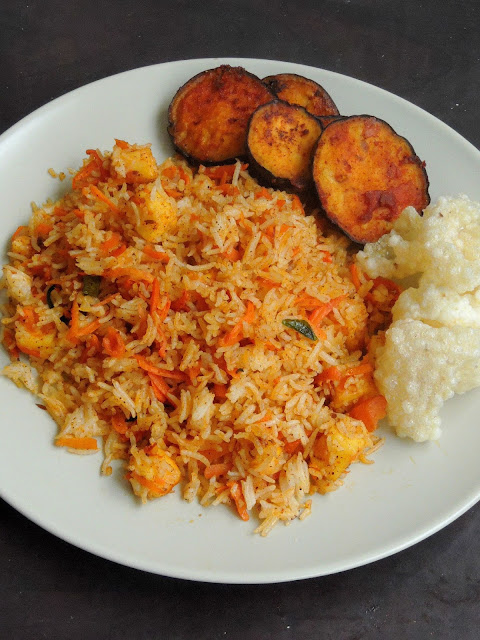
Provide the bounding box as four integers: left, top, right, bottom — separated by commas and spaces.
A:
100, 232, 122, 253
309, 296, 346, 331
204, 464, 230, 479
350, 263, 362, 290
102, 327, 126, 358
135, 354, 186, 380
12, 225, 27, 241
56, 436, 98, 450
143, 246, 169, 262
219, 301, 255, 347
89, 185, 119, 212
229, 482, 249, 521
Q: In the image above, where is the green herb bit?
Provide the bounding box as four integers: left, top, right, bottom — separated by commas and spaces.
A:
282, 318, 317, 341
82, 275, 102, 297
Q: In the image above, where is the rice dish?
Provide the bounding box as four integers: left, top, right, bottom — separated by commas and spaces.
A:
1, 141, 393, 534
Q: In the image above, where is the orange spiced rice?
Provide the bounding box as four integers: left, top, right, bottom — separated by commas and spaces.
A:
1, 140, 396, 535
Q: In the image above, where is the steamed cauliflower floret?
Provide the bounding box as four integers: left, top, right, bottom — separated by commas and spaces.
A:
358, 195, 480, 441
392, 284, 480, 328
375, 320, 480, 441
111, 142, 158, 183
358, 195, 480, 294
135, 182, 177, 243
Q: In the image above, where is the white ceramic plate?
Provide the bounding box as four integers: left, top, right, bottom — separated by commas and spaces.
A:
1, 58, 480, 584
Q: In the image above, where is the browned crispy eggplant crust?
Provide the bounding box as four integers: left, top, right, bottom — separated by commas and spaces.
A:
317, 115, 344, 128
246, 100, 323, 191
312, 115, 430, 244
168, 65, 274, 165
263, 73, 339, 118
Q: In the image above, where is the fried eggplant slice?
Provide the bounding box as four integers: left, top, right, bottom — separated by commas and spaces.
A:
312, 115, 430, 244
263, 73, 339, 118
168, 65, 274, 164
247, 100, 323, 191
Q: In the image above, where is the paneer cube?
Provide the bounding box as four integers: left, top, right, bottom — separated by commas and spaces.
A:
111, 143, 158, 184
313, 417, 371, 493
135, 184, 177, 243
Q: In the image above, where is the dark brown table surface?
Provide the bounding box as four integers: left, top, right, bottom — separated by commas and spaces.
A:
1, 1, 480, 638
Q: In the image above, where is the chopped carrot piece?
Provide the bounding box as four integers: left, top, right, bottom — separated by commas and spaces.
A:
110, 244, 127, 257
55, 436, 98, 450
215, 184, 240, 196
35, 222, 53, 237
156, 298, 171, 323
102, 327, 126, 358
66, 300, 100, 342
314, 366, 342, 385
2, 329, 19, 360
149, 278, 160, 315
349, 395, 387, 432
203, 163, 248, 182
114, 139, 129, 149
89, 185, 119, 212
259, 410, 273, 422
295, 294, 323, 309
187, 363, 201, 383
204, 463, 230, 479
342, 363, 373, 379
350, 263, 362, 290
129, 471, 173, 494
91, 293, 119, 308
100, 232, 122, 253
148, 372, 170, 402
162, 166, 178, 179
229, 482, 249, 521
222, 247, 241, 261
255, 187, 272, 200
12, 225, 27, 241
171, 290, 190, 312
111, 413, 129, 435
219, 302, 255, 347
75, 318, 101, 338
372, 276, 402, 297
135, 354, 187, 380
243, 301, 255, 324
309, 295, 346, 331
143, 246, 169, 262
213, 383, 228, 398
163, 187, 183, 199
200, 443, 229, 463
257, 278, 281, 290
322, 252, 332, 263
72, 158, 99, 190
292, 195, 304, 213
18, 345, 42, 358
284, 439, 302, 455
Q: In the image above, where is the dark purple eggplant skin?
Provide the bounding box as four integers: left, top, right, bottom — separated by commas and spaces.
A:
167, 65, 275, 166
246, 99, 323, 193
262, 73, 339, 119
